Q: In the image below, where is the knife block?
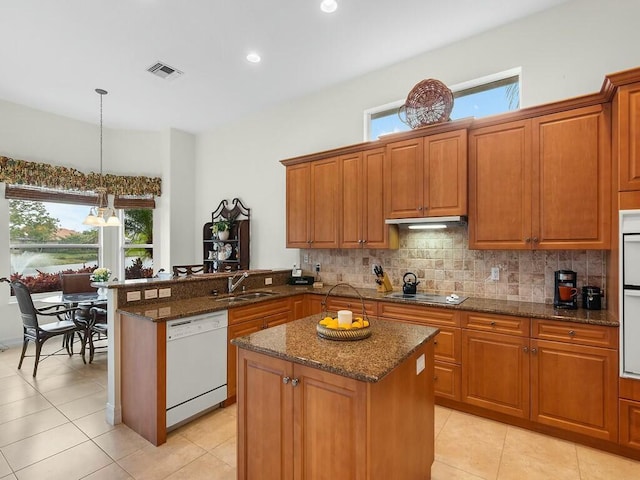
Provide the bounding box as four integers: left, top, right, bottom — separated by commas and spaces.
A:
376, 273, 393, 293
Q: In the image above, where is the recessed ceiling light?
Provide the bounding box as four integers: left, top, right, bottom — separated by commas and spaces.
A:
320, 0, 338, 13
246, 52, 261, 63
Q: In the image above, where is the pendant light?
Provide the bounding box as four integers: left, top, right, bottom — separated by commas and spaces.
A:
83, 88, 121, 227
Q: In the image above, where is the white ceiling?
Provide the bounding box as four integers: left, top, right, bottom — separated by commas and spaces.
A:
0, 0, 570, 134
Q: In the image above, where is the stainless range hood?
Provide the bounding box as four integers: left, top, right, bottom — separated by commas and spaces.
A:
385, 216, 467, 229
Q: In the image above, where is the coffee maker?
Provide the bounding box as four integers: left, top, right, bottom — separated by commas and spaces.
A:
554, 270, 578, 309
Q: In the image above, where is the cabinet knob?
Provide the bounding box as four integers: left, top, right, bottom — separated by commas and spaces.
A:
532, 237, 539, 243
417, 206, 423, 211
525, 237, 531, 243
433, 375, 438, 381
523, 346, 529, 353
568, 330, 576, 336
490, 321, 496, 327
531, 348, 538, 354
291, 378, 300, 387
433, 340, 438, 345
283, 376, 290, 384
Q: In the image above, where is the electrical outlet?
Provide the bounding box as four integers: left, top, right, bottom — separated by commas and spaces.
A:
491, 267, 500, 281
315, 263, 321, 273
158, 288, 171, 298
126, 291, 141, 302
303, 254, 309, 263
265, 277, 273, 285
145, 288, 158, 299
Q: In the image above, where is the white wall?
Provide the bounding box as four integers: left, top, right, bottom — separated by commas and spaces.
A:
195, 0, 640, 270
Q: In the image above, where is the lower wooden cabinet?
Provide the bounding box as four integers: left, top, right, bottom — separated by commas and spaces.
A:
461, 312, 618, 441
306, 294, 378, 318
227, 298, 294, 402
236, 344, 434, 480
620, 399, 640, 449
379, 301, 461, 401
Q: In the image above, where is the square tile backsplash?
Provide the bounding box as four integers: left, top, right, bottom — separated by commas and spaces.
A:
299, 226, 607, 306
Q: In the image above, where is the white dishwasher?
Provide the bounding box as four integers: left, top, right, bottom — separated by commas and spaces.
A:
166, 310, 228, 429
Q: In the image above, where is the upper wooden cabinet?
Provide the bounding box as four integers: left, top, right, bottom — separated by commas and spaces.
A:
285, 157, 340, 248
340, 148, 398, 249
616, 82, 640, 191
469, 105, 611, 249
385, 129, 467, 219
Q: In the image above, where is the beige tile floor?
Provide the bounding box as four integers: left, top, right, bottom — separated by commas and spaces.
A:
2, 341, 640, 479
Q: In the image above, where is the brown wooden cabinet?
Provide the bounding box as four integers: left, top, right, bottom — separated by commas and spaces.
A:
286, 157, 340, 248
385, 129, 467, 219
379, 301, 461, 401
237, 342, 434, 480
617, 82, 640, 191
227, 298, 294, 402
460, 312, 618, 441
340, 148, 398, 249
462, 319, 530, 419
469, 105, 611, 249
531, 319, 618, 441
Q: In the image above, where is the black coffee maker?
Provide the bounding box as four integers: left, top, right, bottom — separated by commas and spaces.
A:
554, 270, 578, 309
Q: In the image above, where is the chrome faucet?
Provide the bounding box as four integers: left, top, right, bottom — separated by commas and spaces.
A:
228, 271, 249, 294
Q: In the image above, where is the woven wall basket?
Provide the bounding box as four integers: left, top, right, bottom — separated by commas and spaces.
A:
398, 79, 454, 128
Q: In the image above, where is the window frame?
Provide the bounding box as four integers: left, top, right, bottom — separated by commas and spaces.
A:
364, 67, 522, 141
119, 208, 154, 280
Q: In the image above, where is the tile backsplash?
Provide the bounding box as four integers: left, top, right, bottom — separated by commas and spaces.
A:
299, 226, 607, 306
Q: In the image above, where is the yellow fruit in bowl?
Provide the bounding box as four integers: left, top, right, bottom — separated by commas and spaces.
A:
351, 321, 363, 329
327, 320, 339, 329
363, 320, 370, 327
319, 317, 333, 326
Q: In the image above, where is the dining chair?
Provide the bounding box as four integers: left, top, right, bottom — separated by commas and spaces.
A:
172, 264, 205, 276
59, 272, 96, 294
86, 305, 108, 364
5, 279, 83, 377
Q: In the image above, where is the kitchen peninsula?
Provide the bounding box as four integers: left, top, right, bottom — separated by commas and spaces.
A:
232, 314, 439, 480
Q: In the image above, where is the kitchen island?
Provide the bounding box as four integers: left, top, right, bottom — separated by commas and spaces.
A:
232, 314, 439, 480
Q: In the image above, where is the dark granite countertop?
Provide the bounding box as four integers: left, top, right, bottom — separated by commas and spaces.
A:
231, 314, 439, 383
117, 283, 618, 327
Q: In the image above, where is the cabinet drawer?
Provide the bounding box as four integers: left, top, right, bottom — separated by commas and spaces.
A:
620, 399, 640, 450
434, 362, 461, 401
462, 311, 529, 336
532, 320, 617, 348
378, 302, 459, 327
324, 296, 378, 317
620, 377, 640, 402
229, 298, 290, 325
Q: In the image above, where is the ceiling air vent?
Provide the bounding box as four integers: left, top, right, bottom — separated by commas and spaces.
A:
147, 62, 184, 81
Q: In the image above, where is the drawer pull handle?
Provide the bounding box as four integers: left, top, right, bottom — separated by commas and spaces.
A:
568, 330, 576, 336
490, 321, 496, 326
283, 376, 290, 384
291, 378, 300, 387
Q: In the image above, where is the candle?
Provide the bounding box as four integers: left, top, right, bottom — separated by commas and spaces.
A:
337, 310, 352, 327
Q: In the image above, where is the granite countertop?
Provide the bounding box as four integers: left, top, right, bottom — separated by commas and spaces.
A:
231, 314, 439, 383
116, 283, 618, 327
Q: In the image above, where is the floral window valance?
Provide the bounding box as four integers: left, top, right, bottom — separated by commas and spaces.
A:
0, 156, 162, 197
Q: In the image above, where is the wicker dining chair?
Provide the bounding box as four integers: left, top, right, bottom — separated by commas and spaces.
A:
6, 279, 83, 376
85, 306, 108, 364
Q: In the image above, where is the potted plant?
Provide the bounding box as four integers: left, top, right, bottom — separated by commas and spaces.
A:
211, 219, 231, 241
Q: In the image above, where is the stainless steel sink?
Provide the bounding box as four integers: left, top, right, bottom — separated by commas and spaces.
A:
385, 291, 467, 305
236, 291, 276, 299
213, 291, 276, 303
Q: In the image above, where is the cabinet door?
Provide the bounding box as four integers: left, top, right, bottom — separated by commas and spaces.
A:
618, 83, 640, 191
292, 363, 367, 480
310, 157, 340, 248
340, 152, 363, 248
462, 330, 530, 418
533, 105, 611, 249
469, 120, 533, 249
265, 311, 290, 328
362, 148, 394, 248
620, 399, 640, 450
290, 295, 306, 321
424, 129, 467, 216
286, 163, 310, 248
227, 318, 264, 401
434, 362, 461, 401
305, 295, 324, 316
237, 349, 293, 480
531, 339, 618, 441
385, 138, 423, 218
